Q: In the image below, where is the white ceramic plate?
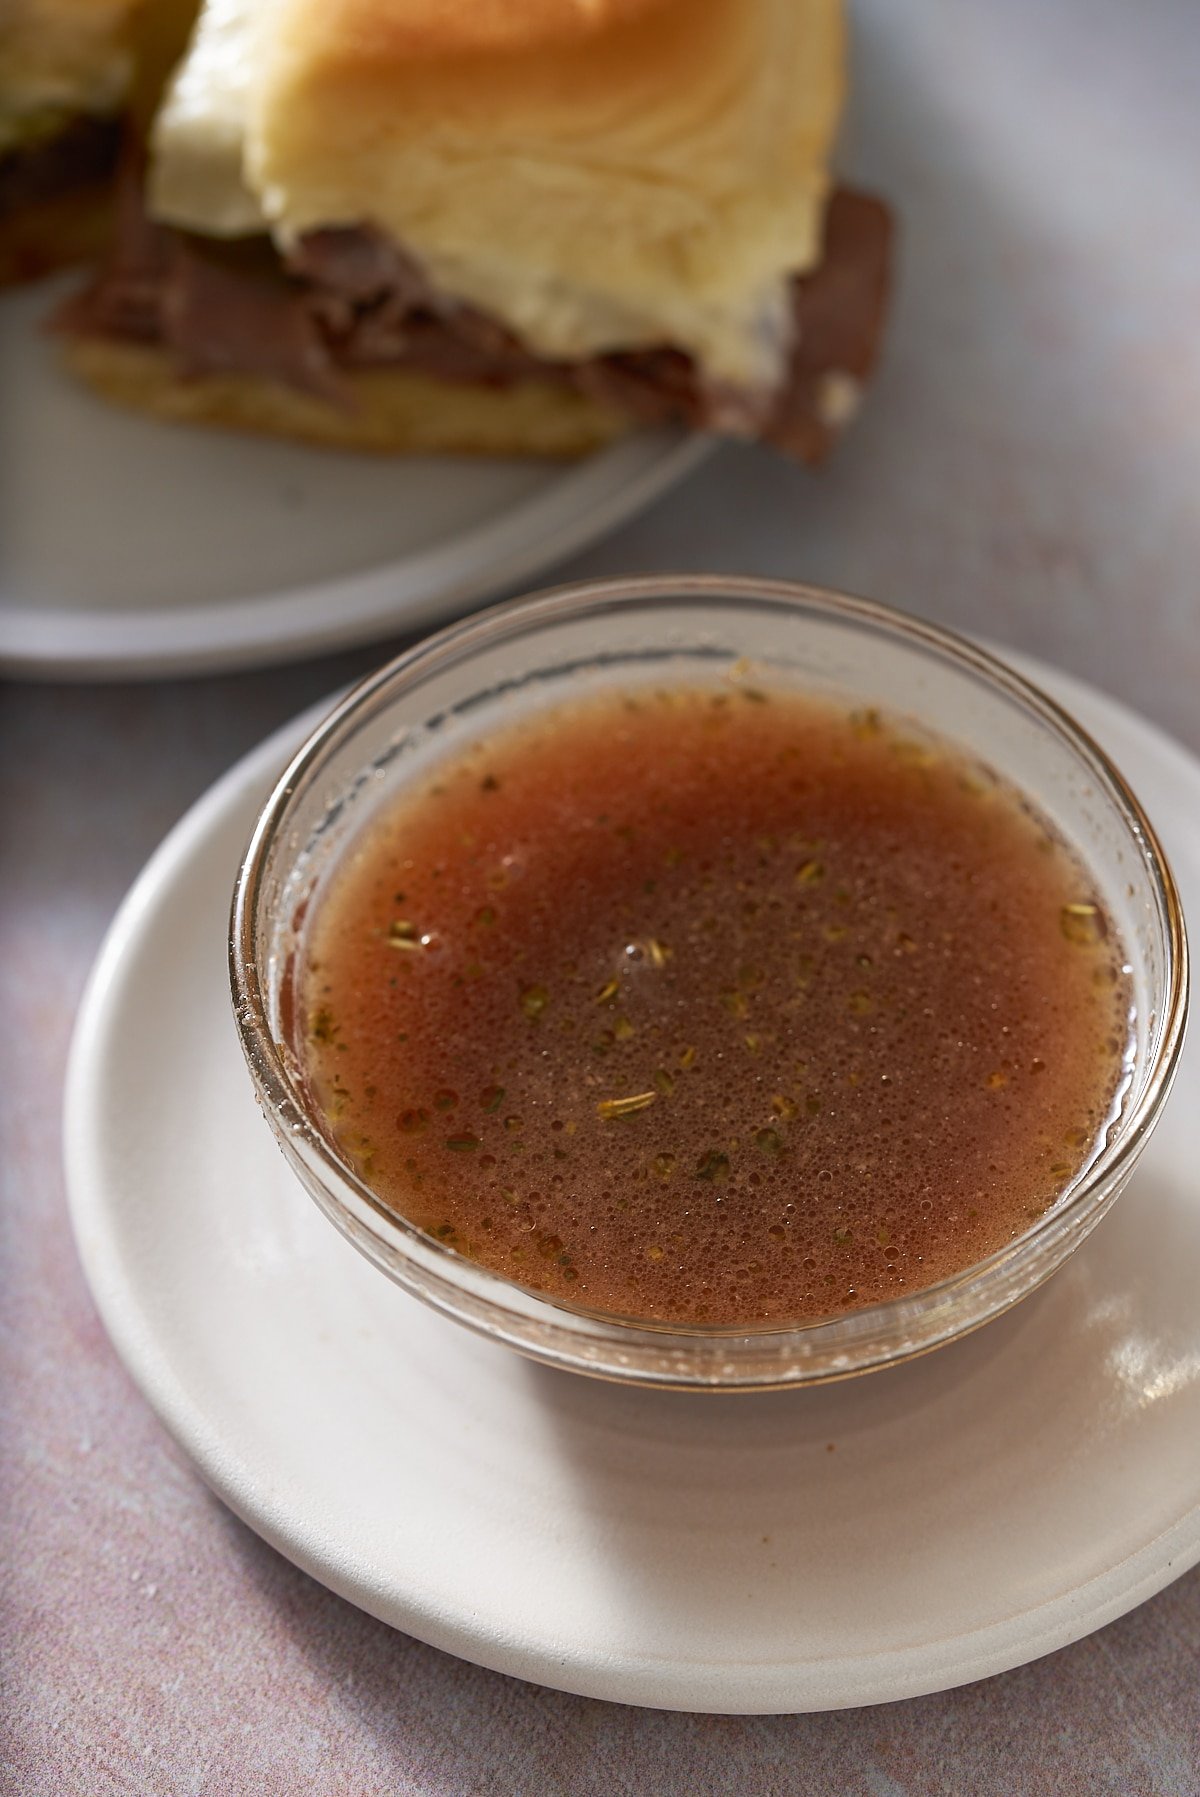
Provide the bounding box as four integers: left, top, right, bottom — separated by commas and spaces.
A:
63, 655, 1200, 1714
0, 281, 708, 680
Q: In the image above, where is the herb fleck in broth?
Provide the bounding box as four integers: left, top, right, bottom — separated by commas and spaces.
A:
297, 685, 1133, 1327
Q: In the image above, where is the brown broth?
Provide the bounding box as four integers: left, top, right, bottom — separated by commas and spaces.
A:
297, 685, 1132, 1327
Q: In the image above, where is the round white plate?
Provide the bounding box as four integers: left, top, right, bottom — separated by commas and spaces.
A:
63, 655, 1200, 1713
0, 281, 708, 680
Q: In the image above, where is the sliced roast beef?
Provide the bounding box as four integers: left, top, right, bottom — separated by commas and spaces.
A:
162, 238, 342, 400
54, 148, 170, 340
57, 160, 893, 460
767, 189, 893, 462
0, 115, 121, 219
290, 228, 443, 311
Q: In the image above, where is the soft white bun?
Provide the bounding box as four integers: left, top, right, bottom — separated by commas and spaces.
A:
0, 0, 141, 152
152, 0, 843, 389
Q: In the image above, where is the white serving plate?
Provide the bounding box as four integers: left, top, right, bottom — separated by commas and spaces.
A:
63, 655, 1200, 1712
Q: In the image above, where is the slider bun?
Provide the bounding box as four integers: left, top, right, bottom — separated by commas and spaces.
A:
1, 0, 137, 28
62, 337, 634, 456
245, 0, 841, 386
0, 0, 139, 58
0, 0, 142, 124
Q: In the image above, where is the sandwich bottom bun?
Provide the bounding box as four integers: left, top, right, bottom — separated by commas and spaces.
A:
61, 338, 636, 457
0, 184, 114, 287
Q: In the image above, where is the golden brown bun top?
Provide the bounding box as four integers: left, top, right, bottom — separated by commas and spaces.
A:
300, 0, 683, 58
1, 0, 144, 151
153, 0, 843, 387
1, 0, 139, 36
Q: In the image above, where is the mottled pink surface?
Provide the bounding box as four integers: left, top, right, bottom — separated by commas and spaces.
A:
5, 0, 1200, 1787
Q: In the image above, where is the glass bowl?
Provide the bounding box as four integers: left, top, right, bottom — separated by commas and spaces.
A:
230, 576, 1188, 1390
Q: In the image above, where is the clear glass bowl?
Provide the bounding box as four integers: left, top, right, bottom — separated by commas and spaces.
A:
230, 576, 1188, 1390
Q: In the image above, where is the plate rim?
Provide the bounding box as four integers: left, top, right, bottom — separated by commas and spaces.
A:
0, 412, 710, 680
61, 652, 1200, 1712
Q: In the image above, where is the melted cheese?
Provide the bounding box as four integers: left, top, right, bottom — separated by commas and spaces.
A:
149, 0, 264, 232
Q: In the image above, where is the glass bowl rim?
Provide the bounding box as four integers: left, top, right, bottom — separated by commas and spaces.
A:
229, 573, 1189, 1380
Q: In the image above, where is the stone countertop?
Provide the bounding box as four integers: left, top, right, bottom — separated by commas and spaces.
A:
3, 0, 1199, 1789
